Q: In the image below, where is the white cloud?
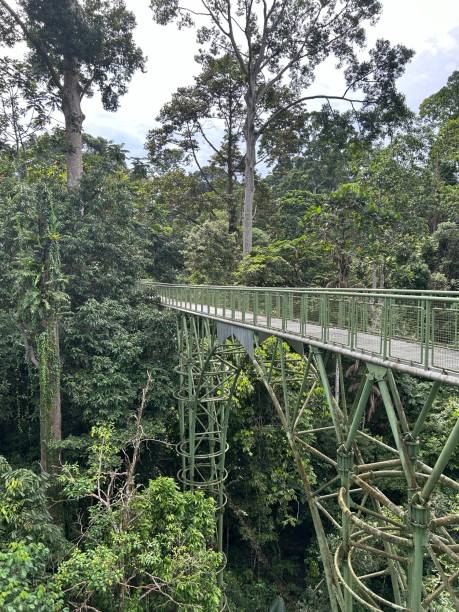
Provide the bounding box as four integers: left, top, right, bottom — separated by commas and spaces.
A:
82, 0, 459, 156
84, 1, 199, 157
367, 0, 459, 51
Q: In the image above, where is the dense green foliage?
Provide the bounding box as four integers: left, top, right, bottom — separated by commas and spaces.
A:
0, 1, 458, 609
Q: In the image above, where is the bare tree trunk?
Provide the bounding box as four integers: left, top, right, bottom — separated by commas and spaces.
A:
227, 100, 238, 234
337, 253, 350, 287
228, 162, 237, 233
62, 56, 84, 189
371, 262, 378, 289
9, 87, 22, 159
243, 96, 256, 255
429, 159, 441, 232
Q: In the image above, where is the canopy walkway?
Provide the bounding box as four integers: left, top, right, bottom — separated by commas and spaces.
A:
155, 283, 459, 385
148, 282, 459, 611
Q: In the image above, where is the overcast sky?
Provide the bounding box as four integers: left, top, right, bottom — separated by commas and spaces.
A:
83, 0, 459, 159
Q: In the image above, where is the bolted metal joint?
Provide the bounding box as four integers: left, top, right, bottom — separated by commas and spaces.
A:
366, 363, 388, 383
337, 445, 354, 475
408, 502, 430, 535
405, 433, 420, 464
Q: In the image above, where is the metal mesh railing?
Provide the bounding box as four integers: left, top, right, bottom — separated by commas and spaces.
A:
152, 283, 459, 378
355, 299, 383, 357
432, 304, 459, 372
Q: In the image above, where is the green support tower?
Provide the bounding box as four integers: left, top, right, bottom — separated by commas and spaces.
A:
175, 315, 242, 600
150, 281, 459, 611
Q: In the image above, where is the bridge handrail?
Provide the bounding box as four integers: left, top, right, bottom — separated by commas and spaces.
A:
149, 282, 459, 379
145, 281, 459, 303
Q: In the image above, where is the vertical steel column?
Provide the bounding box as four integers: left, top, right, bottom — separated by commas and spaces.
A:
176, 314, 240, 600
176, 320, 187, 482
407, 502, 430, 611
378, 376, 417, 489
338, 367, 374, 611
337, 446, 354, 611
343, 373, 372, 452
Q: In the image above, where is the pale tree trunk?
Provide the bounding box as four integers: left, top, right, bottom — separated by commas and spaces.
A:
430, 159, 441, 232
371, 262, 378, 289
38, 317, 62, 524
243, 94, 256, 255
227, 99, 238, 234
62, 56, 84, 189
227, 158, 237, 233
371, 261, 385, 289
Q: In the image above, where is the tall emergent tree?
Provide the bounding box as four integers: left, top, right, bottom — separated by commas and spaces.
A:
147, 54, 245, 233
0, 0, 144, 188
151, 0, 413, 254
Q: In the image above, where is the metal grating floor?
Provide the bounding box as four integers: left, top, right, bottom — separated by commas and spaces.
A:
164, 299, 459, 384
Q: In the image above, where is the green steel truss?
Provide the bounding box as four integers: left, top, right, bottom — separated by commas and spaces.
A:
175, 316, 243, 591
153, 283, 459, 611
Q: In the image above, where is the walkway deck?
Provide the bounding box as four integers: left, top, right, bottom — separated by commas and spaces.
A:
153, 284, 459, 387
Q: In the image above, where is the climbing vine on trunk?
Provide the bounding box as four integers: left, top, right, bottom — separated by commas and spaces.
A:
14, 181, 68, 474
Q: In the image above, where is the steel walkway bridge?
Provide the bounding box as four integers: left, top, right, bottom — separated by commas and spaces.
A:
148, 282, 459, 611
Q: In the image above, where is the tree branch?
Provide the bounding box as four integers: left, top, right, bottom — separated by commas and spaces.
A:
0, 0, 64, 95
196, 120, 226, 164
185, 125, 219, 197
257, 94, 367, 134
200, 0, 247, 76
